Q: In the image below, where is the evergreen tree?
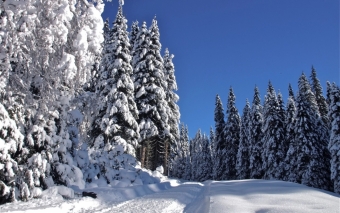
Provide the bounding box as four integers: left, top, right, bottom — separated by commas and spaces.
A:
261, 82, 285, 180
163, 48, 180, 175
294, 73, 331, 190
236, 100, 251, 179
224, 87, 241, 180
283, 88, 297, 181
310, 66, 329, 127
249, 86, 264, 179
326, 81, 332, 106
213, 95, 226, 180
0, 103, 25, 203
197, 134, 212, 182
209, 127, 217, 179
132, 18, 170, 170
328, 83, 340, 193
190, 130, 202, 181
89, 6, 139, 184
129, 21, 139, 52
288, 84, 295, 101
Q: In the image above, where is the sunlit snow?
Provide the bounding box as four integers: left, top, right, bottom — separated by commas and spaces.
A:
1, 179, 338, 213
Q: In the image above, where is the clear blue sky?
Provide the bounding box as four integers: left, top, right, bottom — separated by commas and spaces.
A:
102, 0, 339, 138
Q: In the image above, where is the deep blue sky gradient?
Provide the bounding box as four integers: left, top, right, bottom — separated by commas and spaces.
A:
102, 0, 339, 138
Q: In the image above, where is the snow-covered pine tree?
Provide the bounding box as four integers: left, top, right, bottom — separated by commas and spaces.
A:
190, 130, 202, 181
249, 86, 264, 179
88, 6, 139, 184
236, 100, 251, 180
310, 66, 329, 127
0, 103, 25, 203
182, 126, 192, 180
261, 82, 285, 180
163, 48, 180, 175
224, 87, 241, 180
172, 124, 190, 179
284, 94, 298, 182
328, 83, 340, 193
326, 81, 332, 106
213, 95, 227, 180
288, 84, 295, 101
209, 127, 217, 179
129, 21, 139, 53
196, 134, 212, 182
132, 18, 170, 171
294, 73, 331, 190
277, 91, 287, 161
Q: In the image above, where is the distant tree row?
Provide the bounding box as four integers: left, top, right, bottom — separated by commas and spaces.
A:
170, 68, 340, 194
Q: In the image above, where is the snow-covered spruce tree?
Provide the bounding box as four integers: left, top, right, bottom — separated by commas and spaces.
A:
261, 82, 285, 180
209, 127, 217, 177
288, 84, 295, 101
171, 124, 189, 179
88, 6, 140, 184
277, 92, 287, 160
129, 21, 139, 53
310, 66, 329, 127
249, 86, 264, 179
284, 95, 297, 182
328, 83, 340, 193
213, 94, 226, 180
163, 48, 180, 175
224, 87, 241, 180
0, 103, 25, 204
132, 18, 170, 171
236, 100, 251, 180
182, 126, 192, 180
326, 81, 332, 106
190, 130, 202, 181
196, 134, 212, 182
294, 73, 331, 190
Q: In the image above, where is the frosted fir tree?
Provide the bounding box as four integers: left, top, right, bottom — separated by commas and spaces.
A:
196, 134, 212, 182
261, 82, 285, 180
326, 81, 332, 106
171, 124, 190, 178
328, 83, 340, 193
129, 21, 139, 53
163, 48, 180, 174
277, 92, 287, 157
310, 66, 329, 127
0, 103, 25, 203
236, 100, 251, 180
213, 94, 227, 180
224, 87, 241, 180
209, 127, 217, 179
88, 6, 139, 184
190, 130, 203, 181
249, 86, 264, 179
283, 89, 297, 181
132, 18, 170, 170
294, 73, 331, 190
288, 84, 295, 101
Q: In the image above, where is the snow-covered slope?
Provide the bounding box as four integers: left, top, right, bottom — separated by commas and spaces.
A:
1, 179, 339, 213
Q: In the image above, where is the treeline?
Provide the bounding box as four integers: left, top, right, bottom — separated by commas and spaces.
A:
0, 2, 179, 204
171, 68, 340, 194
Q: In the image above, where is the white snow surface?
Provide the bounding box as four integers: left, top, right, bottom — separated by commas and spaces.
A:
1, 179, 339, 213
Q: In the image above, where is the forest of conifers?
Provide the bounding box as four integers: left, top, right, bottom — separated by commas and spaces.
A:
0, 0, 340, 206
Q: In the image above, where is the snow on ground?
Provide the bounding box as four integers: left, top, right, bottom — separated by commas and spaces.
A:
1, 179, 339, 213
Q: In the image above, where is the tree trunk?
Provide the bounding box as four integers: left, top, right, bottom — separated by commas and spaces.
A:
163, 139, 169, 176
140, 142, 146, 168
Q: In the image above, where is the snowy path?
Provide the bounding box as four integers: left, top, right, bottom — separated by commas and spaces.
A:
1, 180, 339, 213
97, 182, 204, 213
